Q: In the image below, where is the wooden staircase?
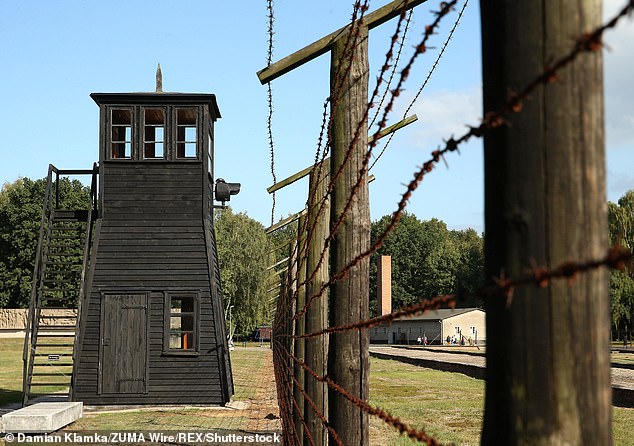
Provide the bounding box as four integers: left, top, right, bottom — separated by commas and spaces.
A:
22, 166, 97, 406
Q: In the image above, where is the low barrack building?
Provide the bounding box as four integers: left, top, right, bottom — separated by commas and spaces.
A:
370, 308, 485, 345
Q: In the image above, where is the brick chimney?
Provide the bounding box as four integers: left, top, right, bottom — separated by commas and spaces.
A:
376, 255, 391, 316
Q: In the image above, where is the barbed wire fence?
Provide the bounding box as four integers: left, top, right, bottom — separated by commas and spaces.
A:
261, 0, 634, 444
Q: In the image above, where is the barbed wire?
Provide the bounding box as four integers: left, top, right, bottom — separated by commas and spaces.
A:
370, 0, 469, 171
294, 0, 459, 323
266, 0, 277, 226
284, 246, 633, 339
276, 341, 442, 445
302, 0, 634, 313
274, 0, 375, 323
269, 0, 634, 444
272, 347, 344, 446
369, 9, 413, 129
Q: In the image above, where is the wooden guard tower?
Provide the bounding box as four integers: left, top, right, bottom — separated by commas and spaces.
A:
23, 89, 234, 405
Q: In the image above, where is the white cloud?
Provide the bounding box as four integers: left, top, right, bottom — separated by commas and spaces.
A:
395, 86, 482, 150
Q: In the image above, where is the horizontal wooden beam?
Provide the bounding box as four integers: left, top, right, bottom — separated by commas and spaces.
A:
368, 114, 417, 144
267, 257, 289, 271
268, 162, 325, 195
270, 266, 289, 276
257, 0, 429, 84
267, 114, 416, 194
265, 208, 308, 234
267, 238, 293, 255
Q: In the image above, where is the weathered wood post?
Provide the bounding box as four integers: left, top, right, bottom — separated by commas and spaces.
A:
480, 1, 610, 444
257, 3, 428, 442
293, 215, 307, 442
328, 25, 371, 446
287, 239, 299, 443
304, 167, 330, 446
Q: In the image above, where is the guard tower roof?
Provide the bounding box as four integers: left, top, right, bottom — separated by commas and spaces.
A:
90, 92, 221, 120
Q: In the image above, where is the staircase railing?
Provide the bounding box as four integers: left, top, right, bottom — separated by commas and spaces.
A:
22, 165, 56, 404
22, 164, 99, 406
70, 163, 99, 398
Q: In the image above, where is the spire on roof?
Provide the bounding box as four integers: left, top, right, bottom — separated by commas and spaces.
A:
156, 64, 163, 93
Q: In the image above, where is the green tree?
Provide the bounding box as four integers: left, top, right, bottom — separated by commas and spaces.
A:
0, 177, 90, 308
451, 228, 485, 307
214, 207, 271, 337
369, 212, 483, 316
609, 190, 634, 341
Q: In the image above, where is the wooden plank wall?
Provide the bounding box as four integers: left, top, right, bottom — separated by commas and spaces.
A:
73, 162, 230, 405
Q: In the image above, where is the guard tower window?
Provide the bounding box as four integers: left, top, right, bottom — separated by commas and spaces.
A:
143, 108, 165, 159
207, 132, 213, 177
176, 108, 198, 159
164, 293, 198, 354
111, 109, 132, 159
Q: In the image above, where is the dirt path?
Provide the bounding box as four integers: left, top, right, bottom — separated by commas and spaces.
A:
244, 348, 281, 433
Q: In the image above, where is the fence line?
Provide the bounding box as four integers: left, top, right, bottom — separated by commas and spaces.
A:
266, 0, 277, 225
370, 0, 469, 171
263, 0, 634, 444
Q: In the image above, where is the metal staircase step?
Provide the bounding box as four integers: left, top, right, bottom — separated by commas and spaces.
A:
33, 362, 73, 366
40, 305, 76, 310
43, 280, 79, 285
38, 317, 77, 322
23, 167, 97, 407
50, 235, 82, 241
35, 344, 74, 348
53, 209, 90, 221
36, 325, 75, 330
37, 334, 75, 338
35, 306, 75, 311
32, 373, 71, 377
38, 314, 77, 317
34, 353, 73, 357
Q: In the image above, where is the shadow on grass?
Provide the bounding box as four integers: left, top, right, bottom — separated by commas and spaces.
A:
0, 388, 22, 408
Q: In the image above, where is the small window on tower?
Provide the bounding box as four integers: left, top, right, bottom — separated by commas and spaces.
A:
111, 109, 132, 159
143, 108, 165, 159
207, 132, 213, 177
176, 108, 197, 159
164, 292, 198, 354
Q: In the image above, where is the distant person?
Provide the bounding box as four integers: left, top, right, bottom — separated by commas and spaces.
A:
423, 335, 428, 346
417, 336, 422, 345
446, 335, 451, 345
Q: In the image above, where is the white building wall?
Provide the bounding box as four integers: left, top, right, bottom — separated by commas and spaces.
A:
442, 310, 486, 344
370, 310, 487, 345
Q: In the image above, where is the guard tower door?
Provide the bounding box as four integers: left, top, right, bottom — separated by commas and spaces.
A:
100, 293, 148, 394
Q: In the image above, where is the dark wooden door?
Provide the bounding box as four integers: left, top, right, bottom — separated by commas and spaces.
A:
101, 293, 148, 394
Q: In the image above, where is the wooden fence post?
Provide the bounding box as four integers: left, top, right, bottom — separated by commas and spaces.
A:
293, 215, 307, 443
328, 26, 371, 446
480, 0, 610, 443
304, 166, 330, 446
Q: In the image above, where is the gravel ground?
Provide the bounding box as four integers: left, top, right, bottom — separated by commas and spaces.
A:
370, 345, 634, 390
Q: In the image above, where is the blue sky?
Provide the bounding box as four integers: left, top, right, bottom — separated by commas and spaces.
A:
1, 1, 632, 233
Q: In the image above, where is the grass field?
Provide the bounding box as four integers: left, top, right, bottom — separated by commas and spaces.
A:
369, 357, 483, 445
612, 352, 634, 366
369, 357, 634, 446
0, 338, 73, 407
2, 339, 633, 445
